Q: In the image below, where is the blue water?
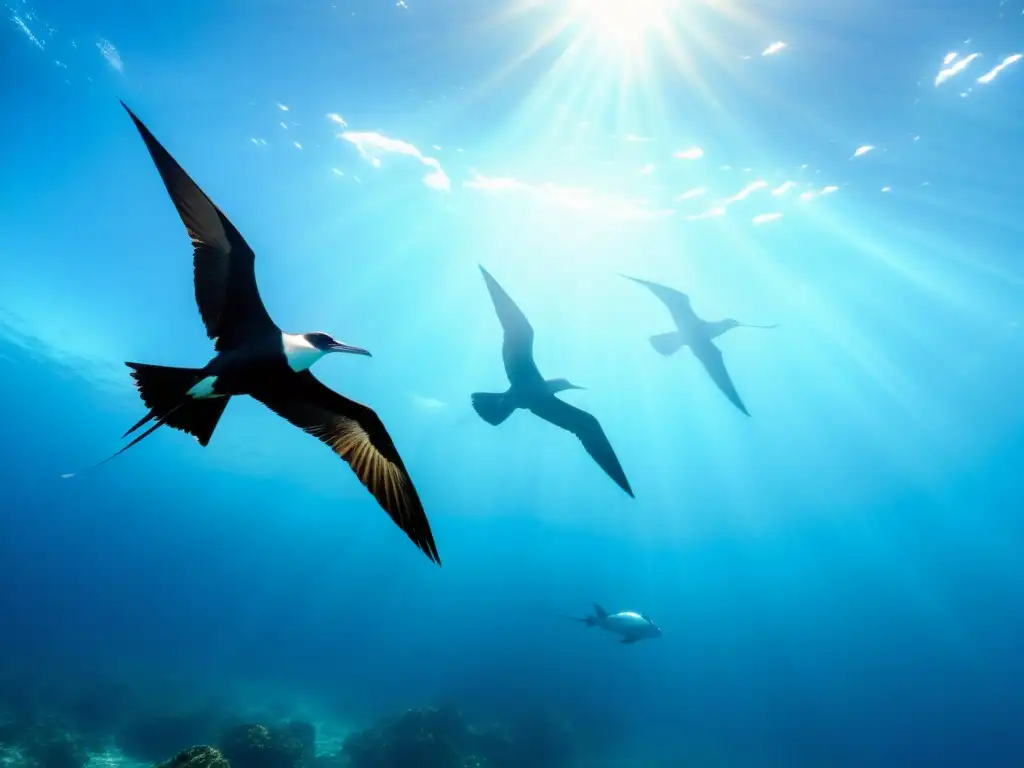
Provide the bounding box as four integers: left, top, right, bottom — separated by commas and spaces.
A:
2, 0, 1024, 765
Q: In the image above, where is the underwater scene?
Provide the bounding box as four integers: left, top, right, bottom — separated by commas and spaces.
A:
2, 0, 1024, 765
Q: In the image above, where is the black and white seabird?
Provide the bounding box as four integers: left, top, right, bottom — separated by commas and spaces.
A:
471, 266, 633, 497
89, 102, 440, 564
622, 274, 777, 417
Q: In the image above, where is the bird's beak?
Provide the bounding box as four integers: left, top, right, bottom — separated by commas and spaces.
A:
570, 384, 587, 391
330, 342, 372, 357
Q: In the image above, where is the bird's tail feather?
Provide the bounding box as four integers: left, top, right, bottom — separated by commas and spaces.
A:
559, 613, 597, 628
471, 391, 515, 426
61, 404, 184, 479
649, 332, 684, 356
125, 362, 229, 446
60, 363, 228, 480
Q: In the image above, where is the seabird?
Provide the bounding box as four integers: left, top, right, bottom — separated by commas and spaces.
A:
622, 274, 777, 416
81, 102, 440, 564
471, 265, 633, 497
566, 604, 662, 644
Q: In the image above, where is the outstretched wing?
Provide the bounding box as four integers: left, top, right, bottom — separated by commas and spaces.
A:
479, 265, 541, 383
252, 370, 441, 564
690, 341, 750, 416
529, 397, 634, 497
122, 102, 278, 351
620, 274, 700, 330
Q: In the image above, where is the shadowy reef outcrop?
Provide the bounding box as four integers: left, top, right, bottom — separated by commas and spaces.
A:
117, 711, 225, 763
280, 720, 317, 762
341, 704, 573, 768
0, 720, 89, 768
218, 723, 308, 768
156, 745, 231, 768
0, 674, 577, 768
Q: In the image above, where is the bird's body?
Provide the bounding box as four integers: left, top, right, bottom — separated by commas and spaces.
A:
88, 102, 441, 564
471, 266, 633, 498
180, 332, 328, 399
621, 274, 777, 416
571, 604, 662, 644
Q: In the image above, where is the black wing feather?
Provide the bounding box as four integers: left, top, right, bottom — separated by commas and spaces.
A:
122, 102, 278, 351
690, 341, 750, 416
529, 396, 634, 497
479, 265, 541, 384
252, 370, 441, 564
620, 274, 701, 330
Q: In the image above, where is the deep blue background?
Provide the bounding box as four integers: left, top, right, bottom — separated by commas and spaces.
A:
2, 0, 1024, 764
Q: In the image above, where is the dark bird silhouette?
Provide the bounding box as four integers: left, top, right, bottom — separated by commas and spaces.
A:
621, 274, 777, 416
69, 102, 440, 565
472, 266, 634, 497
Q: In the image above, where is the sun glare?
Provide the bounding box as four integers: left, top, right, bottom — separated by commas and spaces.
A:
487, 0, 747, 132
568, 0, 673, 53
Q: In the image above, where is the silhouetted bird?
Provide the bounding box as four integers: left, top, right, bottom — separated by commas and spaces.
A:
77, 102, 440, 564
621, 275, 777, 417
472, 266, 633, 497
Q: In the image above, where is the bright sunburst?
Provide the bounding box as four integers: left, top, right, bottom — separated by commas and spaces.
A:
567, 0, 674, 54
490, 0, 734, 96
477, 0, 754, 150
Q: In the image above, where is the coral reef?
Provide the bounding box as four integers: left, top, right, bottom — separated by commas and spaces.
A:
0, 726, 89, 768
155, 745, 231, 768
0, 690, 88, 768
0, 673, 577, 768
22, 732, 88, 768
0, 672, 328, 768
278, 720, 316, 762
343, 705, 478, 768
341, 704, 574, 768
218, 723, 305, 768
116, 712, 224, 764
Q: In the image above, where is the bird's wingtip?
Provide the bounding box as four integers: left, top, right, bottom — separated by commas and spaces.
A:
120, 100, 145, 128
419, 536, 442, 566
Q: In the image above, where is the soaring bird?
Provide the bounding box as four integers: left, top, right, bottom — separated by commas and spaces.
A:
621, 274, 776, 416
471, 265, 633, 497
88, 102, 440, 564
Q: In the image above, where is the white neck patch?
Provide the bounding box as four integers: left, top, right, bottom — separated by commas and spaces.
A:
282, 333, 327, 372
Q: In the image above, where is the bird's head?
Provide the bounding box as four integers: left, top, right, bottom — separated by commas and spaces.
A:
547, 378, 586, 395
304, 331, 372, 357
721, 319, 741, 331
